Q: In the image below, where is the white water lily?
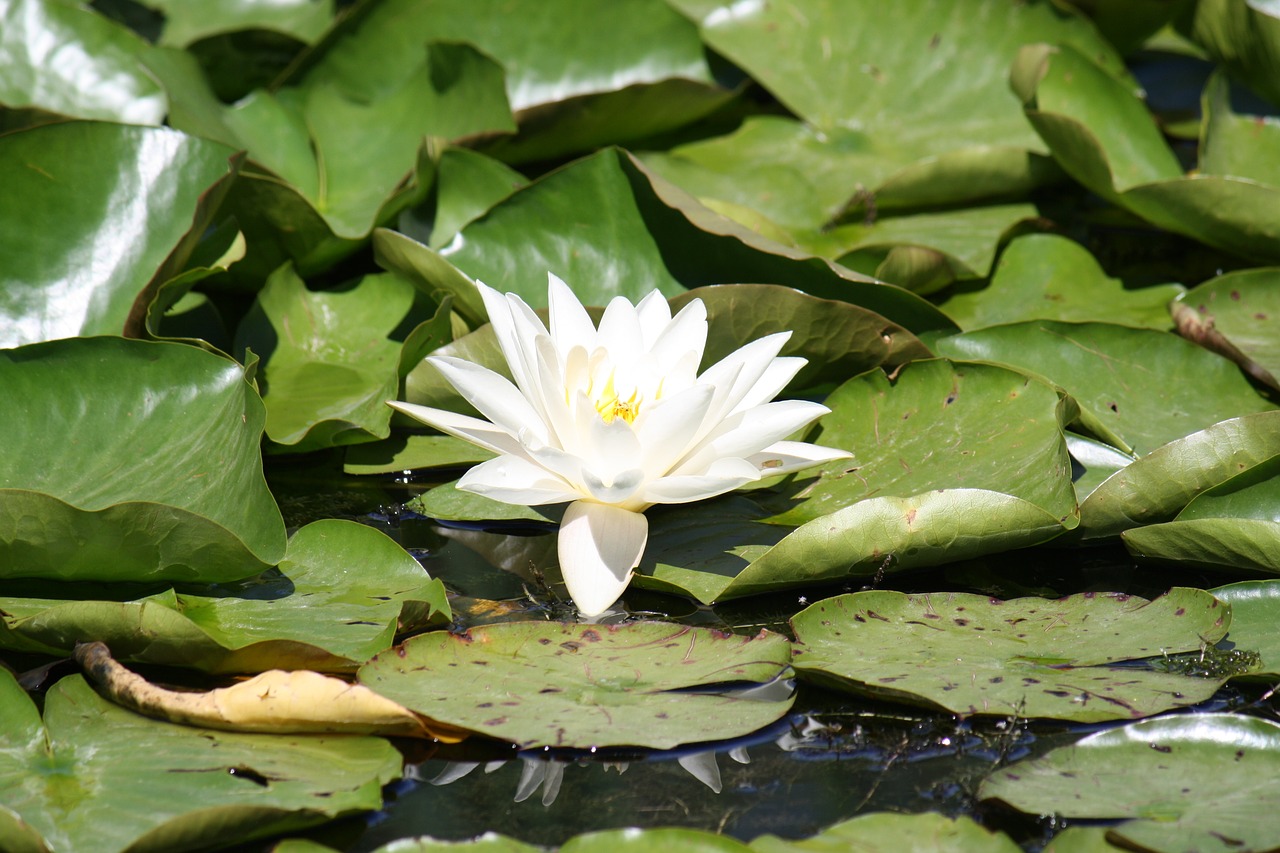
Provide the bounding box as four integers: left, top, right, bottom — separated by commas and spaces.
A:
389, 274, 850, 616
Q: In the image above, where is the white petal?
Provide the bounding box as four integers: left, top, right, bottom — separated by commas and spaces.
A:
429, 356, 549, 445
386, 401, 524, 457
547, 272, 597, 356
457, 456, 582, 505
476, 282, 544, 401
733, 356, 807, 412
698, 332, 791, 423
632, 383, 714, 475
634, 288, 673, 348
581, 466, 646, 503
673, 399, 831, 476
596, 295, 643, 364
647, 298, 708, 382
641, 457, 761, 504
747, 440, 852, 476
557, 501, 648, 616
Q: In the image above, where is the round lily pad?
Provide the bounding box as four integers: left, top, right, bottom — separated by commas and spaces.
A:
359, 622, 794, 749
790, 588, 1230, 721
980, 713, 1280, 853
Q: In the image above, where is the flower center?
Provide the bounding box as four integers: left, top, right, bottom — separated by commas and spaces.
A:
597, 390, 640, 424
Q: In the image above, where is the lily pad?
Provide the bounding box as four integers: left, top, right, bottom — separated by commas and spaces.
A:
0, 669, 402, 853
0, 0, 166, 126
940, 234, 1183, 331
936, 320, 1274, 456
790, 588, 1231, 721
0, 337, 286, 583
1210, 579, 1280, 677
980, 713, 1280, 853
234, 266, 446, 452
770, 358, 1078, 527
668, 0, 1122, 207
0, 519, 449, 673
1173, 267, 1280, 391
381, 148, 955, 336
1180, 0, 1280, 107
142, 0, 335, 47
751, 812, 1022, 853
0, 122, 238, 348
1079, 411, 1280, 538
344, 435, 495, 476
294, 0, 732, 163
1013, 42, 1280, 262
359, 622, 794, 749
1122, 453, 1280, 574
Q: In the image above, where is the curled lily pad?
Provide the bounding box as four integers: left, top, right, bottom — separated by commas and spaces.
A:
1122, 453, 1280, 574
936, 320, 1274, 456
790, 588, 1231, 721
980, 713, 1280, 853
1014, 42, 1280, 262
1181, 0, 1280, 107
0, 519, 449, 673
0, 670, 402, 853
1173, 267, 1280, 391
359, 622, 794, 749
0, 122, 238, 348
1080, 411, 1280, 538
0, 337, 286, 583
669, 0, 1123, 210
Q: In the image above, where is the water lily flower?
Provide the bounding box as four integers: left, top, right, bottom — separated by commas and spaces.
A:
389, 274, 850, 616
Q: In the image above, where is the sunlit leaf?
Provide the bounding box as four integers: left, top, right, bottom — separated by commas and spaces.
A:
981, 714, 1280, 853
791, 588, 1230, 721
360, 622, 794, 749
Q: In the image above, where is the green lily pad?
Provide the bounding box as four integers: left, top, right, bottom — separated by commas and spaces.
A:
751, 812, 1022, 853
1181, 0, 1280, 108
0, 670, 402, 853
0, 337, 286, 583
0, 519, 449, 673
1210, 579, 1280, 677
234, 266, 446, 452
359, 622, 794, 749
791, 588, 1230, 721
0, 122, 238, 347
0, 0, 166, 126
422, 147, 529, 251
294, 0, 731, 163
668, 0, 1122, 207
409, 479, 561, 525
382, 149, 955, 336
770, 358, 1078, 527
936, 320, 1274, 456
1080, 411, 1280, 538
1014, 42, 1280, 262
940, 234, 1183, 331
817, 203, 1041, 292
142, 0, 335, 47
1173, 267, 1280, 391
980, 713, 1280, 853
344, 435, 495, 476
1122, 453, 1280, 574
1066, 432, 1136, 502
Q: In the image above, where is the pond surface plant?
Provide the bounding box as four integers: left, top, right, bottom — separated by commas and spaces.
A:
4, 1, 1280, 851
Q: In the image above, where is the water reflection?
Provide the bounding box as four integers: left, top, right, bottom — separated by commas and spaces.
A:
420, 745, 758, 807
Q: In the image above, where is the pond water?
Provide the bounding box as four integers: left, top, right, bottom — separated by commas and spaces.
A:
261, 464, 1259, 851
